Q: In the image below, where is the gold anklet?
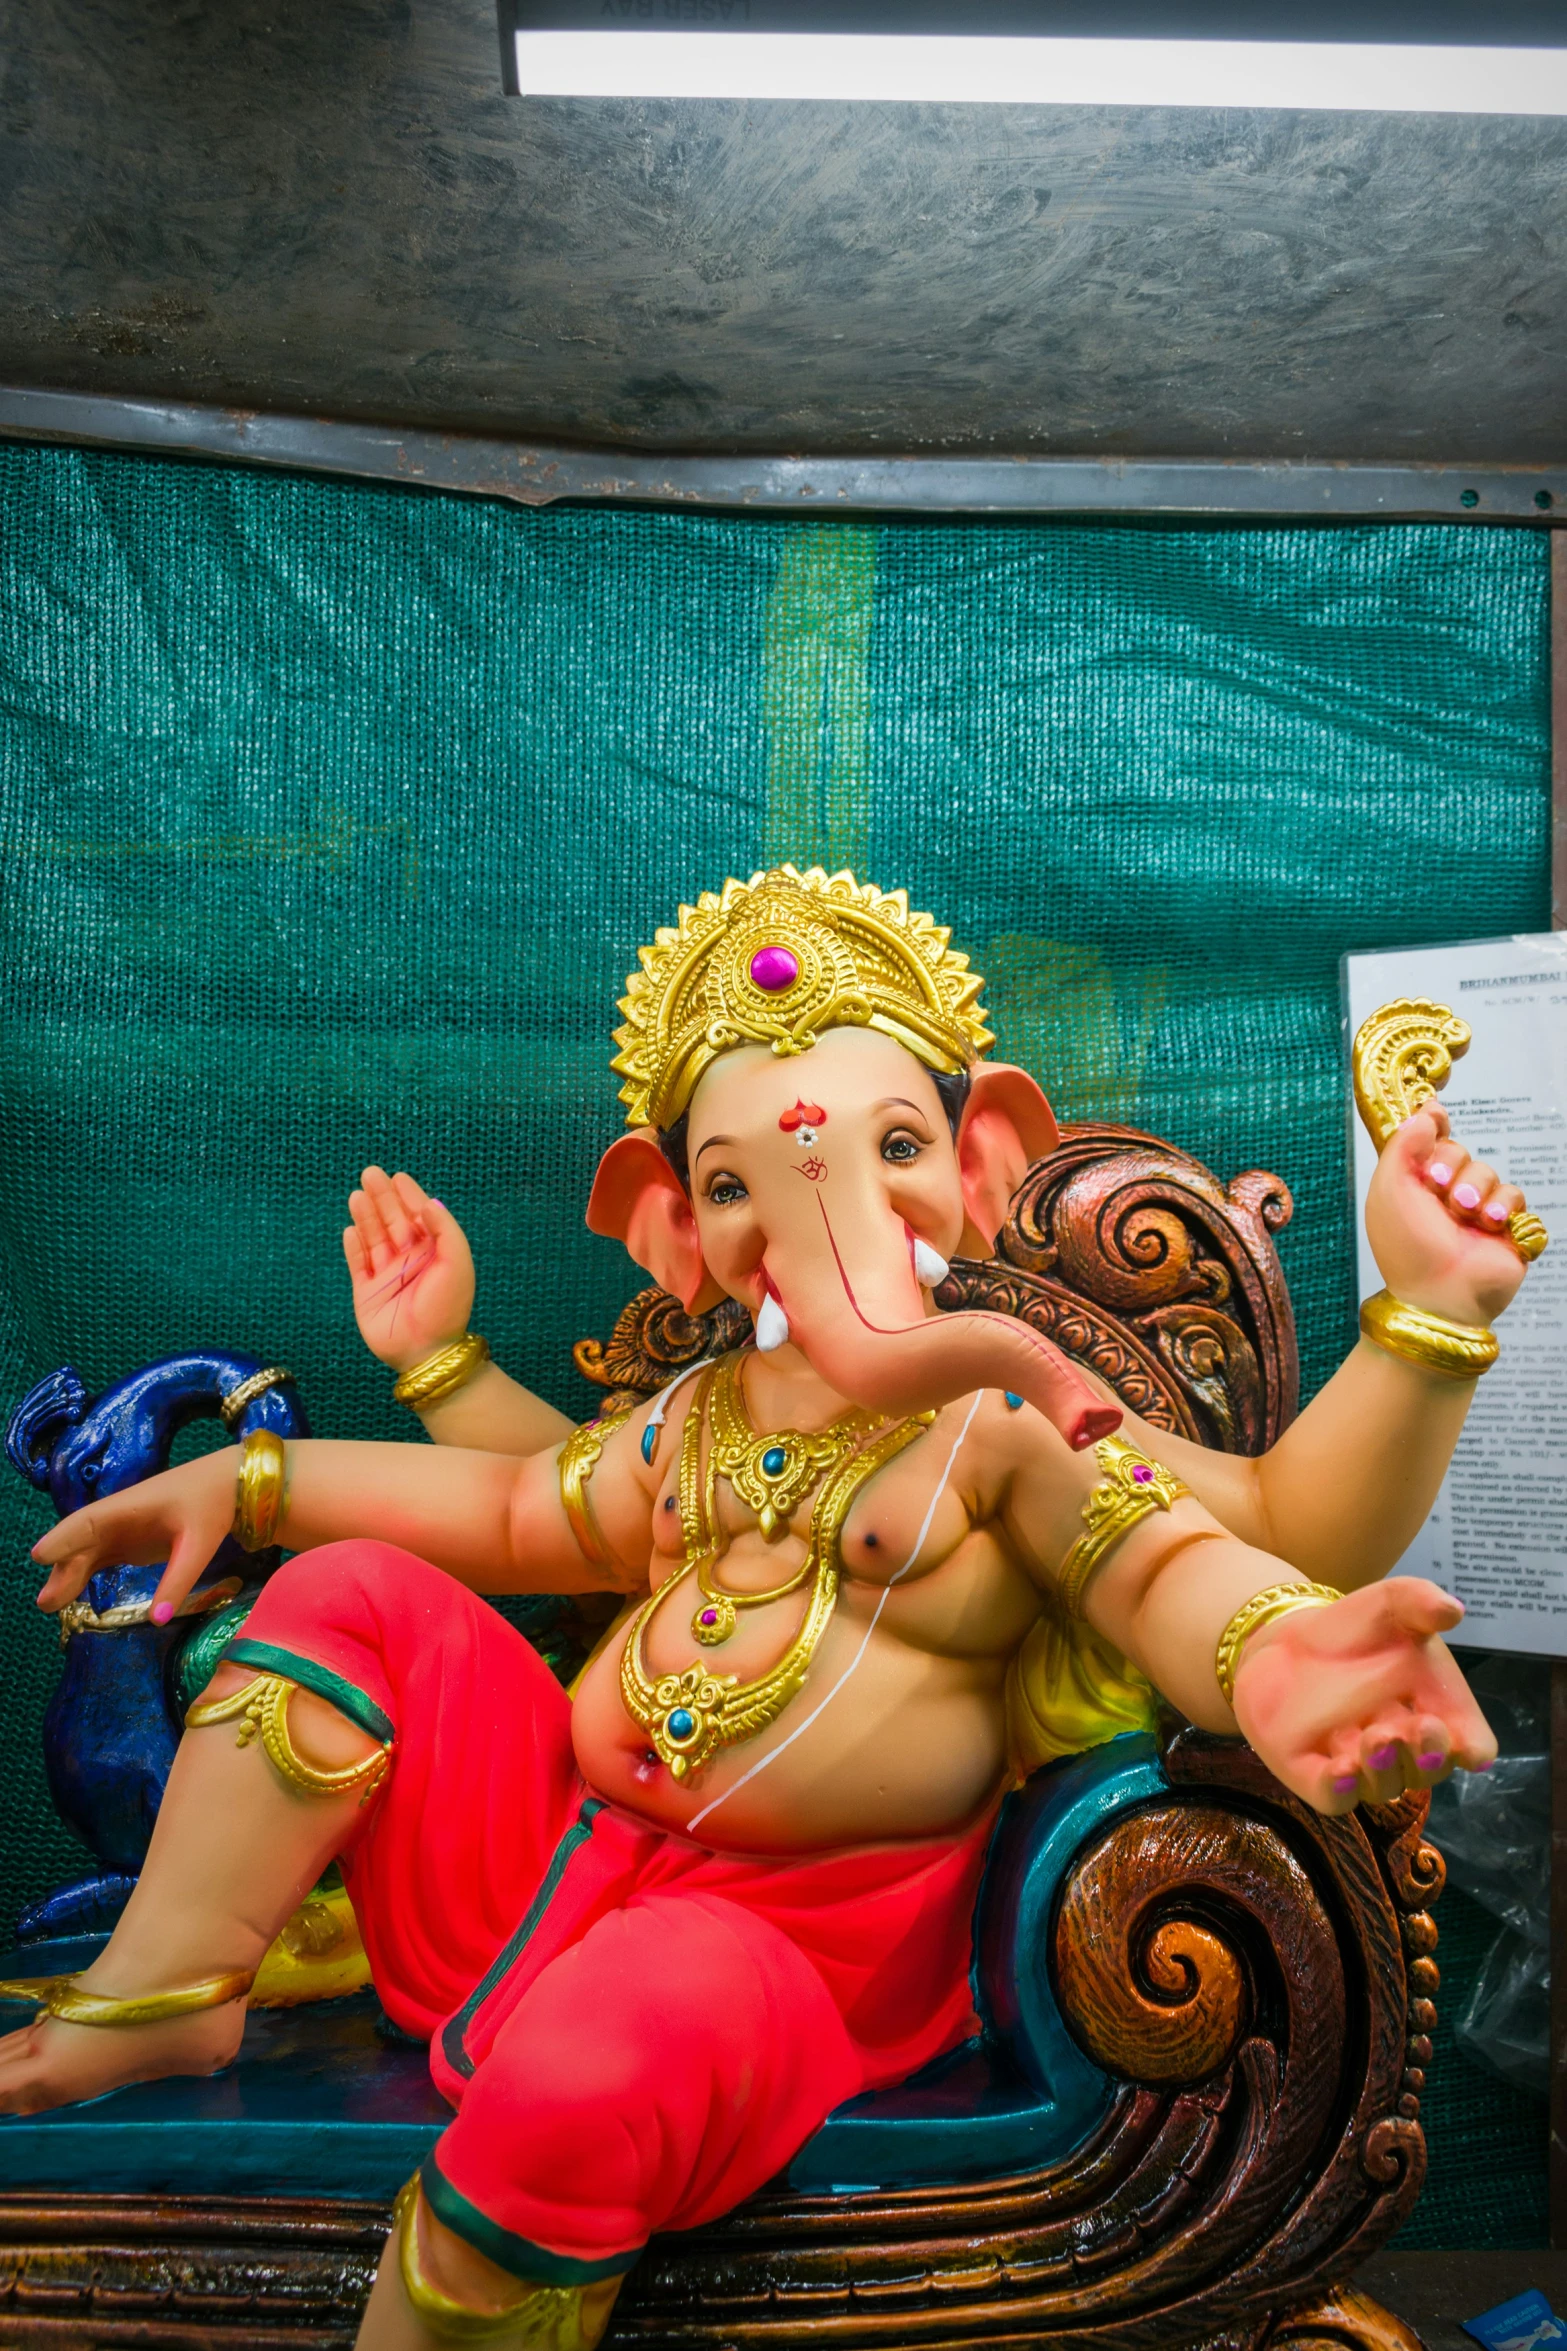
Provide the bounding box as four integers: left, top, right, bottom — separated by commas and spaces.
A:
393, 2177, 580, 2343
233, 1428, 288, 1553
393, 1333, 491, 1411
1359, 1289, 1498, 1380
1215, 1581, 1340, 1707
186, 1674, 392, 1804
0, 1970, 253, 2026
1057, 1438, 1190, 1618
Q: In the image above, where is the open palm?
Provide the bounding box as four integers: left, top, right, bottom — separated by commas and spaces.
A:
344, 1167, 476, 1374
1232, 1575, 1497, 1814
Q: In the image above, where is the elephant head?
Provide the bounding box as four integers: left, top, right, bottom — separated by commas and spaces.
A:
587, 1025, 1120, 1447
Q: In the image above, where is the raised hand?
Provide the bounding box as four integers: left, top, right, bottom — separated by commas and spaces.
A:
1365, 1103, 1530, 1327
345, 1168, 476, 1374
1232, 1575, 1497, 1814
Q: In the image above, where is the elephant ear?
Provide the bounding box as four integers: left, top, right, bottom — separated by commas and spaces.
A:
586, 1132, 727, 1313
5, 1365, 90, 1492
955, 1063, 1060, 1259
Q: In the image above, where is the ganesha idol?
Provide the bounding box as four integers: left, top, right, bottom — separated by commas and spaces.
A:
0, 866, 1540, 2351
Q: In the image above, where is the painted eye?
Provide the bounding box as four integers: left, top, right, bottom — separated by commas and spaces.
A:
881, 1133, 921, 1164
708, 1176, 749, 1208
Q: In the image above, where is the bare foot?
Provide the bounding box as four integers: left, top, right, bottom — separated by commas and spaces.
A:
0, 1995, 246, 2115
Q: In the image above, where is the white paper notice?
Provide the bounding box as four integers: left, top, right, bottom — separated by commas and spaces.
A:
1345, 934, 1567, 1656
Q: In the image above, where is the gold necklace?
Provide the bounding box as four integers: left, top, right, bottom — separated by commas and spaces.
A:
691, 1354, 877, 1645
619, 1361, 934, 1781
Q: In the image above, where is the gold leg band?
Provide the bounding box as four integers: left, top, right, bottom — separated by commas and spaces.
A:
392, 2179, 614, 2347
186, 1674, 392, 1804
0, 1970, 253, 2026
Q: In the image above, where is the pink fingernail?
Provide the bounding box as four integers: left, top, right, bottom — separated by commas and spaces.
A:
1429, 1162, 1453, 1186
1453, 1183, 1482, 1210
1474, 1758, 1494, 1773
1369, 1744, 1397, 1769
1333, 1774, 1360, 1793
1484, 1200, 1509, 1222
151, 1602, 174, 1625
1418, 1751, 1444, 1770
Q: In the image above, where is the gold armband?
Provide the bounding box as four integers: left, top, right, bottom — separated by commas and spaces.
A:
233, 1428, 287, 1553
559, 1411, 632, 1571
1359, 1289, 1499, 1381
1057, 1438, 1190, 1618
392, 1333, 491, 1412
1215, 1580, 1340, 1707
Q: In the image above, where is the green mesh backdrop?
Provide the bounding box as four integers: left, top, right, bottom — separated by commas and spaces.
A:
0, 441, 1550, 2242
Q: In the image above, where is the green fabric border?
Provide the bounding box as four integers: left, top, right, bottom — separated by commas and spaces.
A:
221, 1638, 395, 1744
421, 2153, 643, 2285
440, 1800, 605, 2083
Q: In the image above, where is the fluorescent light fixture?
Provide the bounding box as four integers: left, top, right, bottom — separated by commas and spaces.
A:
500, 3, 1567, 114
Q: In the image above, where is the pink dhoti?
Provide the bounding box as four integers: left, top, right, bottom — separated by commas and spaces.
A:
228, 1542, 994, 2282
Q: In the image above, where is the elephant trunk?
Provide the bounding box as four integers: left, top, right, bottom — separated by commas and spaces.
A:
769, 1193, 1120, 1452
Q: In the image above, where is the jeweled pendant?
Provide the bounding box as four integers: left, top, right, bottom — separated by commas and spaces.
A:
692, 1596, 736, 1645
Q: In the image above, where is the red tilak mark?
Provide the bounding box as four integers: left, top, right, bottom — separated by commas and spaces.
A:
796, 1157, 828, 1182
778, 1100, 827, 1133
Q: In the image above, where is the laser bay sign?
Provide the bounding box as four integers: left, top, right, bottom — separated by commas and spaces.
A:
1346, 935, 1567, 1658
498, 0, 1567, 113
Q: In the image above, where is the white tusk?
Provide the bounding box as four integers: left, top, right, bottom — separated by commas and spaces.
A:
755, 1292, 791, 1352
913, 1238, 951, 1288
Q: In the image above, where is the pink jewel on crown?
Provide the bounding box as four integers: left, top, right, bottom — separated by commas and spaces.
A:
749, 945, 799, 993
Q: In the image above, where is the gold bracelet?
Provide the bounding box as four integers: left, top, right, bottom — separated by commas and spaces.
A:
1057, 1438, 1191, 1618
1359, 1288, 1499, 1381
233, 1428, 287, 1553
392, 1333, 491, 1412
1215, 1580, 1340, 1707
558, 1411, 632, 1570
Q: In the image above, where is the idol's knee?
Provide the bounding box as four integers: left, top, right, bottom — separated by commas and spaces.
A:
262, 1537, 443, 1617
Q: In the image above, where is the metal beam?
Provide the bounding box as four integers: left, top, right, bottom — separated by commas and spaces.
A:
0, 385, 1561, 524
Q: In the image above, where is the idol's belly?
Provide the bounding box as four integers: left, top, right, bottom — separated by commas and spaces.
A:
569, 1618, 1011, 1853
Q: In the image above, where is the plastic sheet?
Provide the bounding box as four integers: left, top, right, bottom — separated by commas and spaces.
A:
1428, 1654, 1551, 2100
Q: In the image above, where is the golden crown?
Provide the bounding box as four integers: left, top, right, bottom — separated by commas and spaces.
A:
612, 865, 995, 1130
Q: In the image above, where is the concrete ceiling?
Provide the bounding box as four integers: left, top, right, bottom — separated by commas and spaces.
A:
0, 0, 1563, 463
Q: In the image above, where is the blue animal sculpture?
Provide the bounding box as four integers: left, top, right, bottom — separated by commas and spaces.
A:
6, 1352, 310, 1941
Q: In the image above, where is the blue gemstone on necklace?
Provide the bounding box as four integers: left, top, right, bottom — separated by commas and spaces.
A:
641, 1424, 657, 1464
1004, 1392, 1024, 1411
761, 1446, 788, 1477
666, 1708, 697, 1743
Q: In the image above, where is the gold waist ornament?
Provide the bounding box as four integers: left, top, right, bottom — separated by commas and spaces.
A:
620, 1358, 933, 1780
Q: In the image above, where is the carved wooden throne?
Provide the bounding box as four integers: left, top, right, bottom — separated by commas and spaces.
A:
0, 1125, 1439, 2351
